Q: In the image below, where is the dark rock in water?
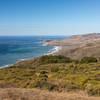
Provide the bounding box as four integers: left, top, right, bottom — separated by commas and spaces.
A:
45, 40, 52, 42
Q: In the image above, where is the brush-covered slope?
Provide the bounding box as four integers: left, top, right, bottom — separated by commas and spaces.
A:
0, 55, 100, 96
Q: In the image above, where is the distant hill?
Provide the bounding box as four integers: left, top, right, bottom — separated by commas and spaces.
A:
46, 33, 100, 59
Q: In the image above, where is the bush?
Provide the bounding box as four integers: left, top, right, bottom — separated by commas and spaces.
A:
80, 57, 97, 63
20, 82, 30, 88
40, 71, 48, 74
60, 80, 80, 91
86, 84, 100, 96
32, 79, 58, 91
39, 74, 48, 78
33, 80, 48, 88
39, 74, 48, 81
47, 83, 58, 91
51, 67, 59, 72
39, 55, 72, 64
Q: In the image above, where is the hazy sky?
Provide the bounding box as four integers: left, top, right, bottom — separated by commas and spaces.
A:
0, 0, 100, 36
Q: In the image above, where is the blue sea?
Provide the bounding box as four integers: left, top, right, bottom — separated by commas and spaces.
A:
0, 36, 67, 68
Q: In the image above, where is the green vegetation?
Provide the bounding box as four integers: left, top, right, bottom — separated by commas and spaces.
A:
51, 66, 59, 72
38, 55, 72, 64
80, 57, 97, 63
0, 55, 100, 96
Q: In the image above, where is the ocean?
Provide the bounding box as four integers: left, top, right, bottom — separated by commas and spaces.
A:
0, 36, 67, 68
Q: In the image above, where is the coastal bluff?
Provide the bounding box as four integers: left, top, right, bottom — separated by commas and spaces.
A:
46, 33, 100, 59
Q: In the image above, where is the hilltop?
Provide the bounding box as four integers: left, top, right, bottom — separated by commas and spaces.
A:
46, 33, 100, 59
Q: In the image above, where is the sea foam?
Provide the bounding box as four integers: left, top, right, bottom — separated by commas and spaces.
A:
47, 46, 61, 55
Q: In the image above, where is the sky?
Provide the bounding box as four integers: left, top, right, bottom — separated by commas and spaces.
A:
0, 0, 100, 36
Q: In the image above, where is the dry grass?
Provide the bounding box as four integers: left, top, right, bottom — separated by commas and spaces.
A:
0, 88, 100, 100
46, 33, 100, 59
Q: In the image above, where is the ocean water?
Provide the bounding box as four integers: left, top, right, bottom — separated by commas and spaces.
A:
0, 36, 67, 68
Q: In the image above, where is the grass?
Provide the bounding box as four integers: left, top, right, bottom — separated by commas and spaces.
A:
0, 88, 100, 100
0, 55, 100, 96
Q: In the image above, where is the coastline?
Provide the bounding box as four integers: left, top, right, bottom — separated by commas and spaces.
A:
2, 33, 100, 69
46, 46, 62, 55
0, 64, 13, 69
43, 40, 62, 55
0, 43, 61, 69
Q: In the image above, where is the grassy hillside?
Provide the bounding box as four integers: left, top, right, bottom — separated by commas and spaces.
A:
0, 55, 100, 96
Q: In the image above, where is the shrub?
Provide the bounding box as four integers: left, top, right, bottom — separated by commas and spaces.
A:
20, 82, 30, 88
33, 80, 48, 88
80, 57, 97, 63
60, 80, 80, 91
39, 74, 48, 78
27, 83, 36, 88
39, 74, 48, 81
51, 67, 59, 72
40, 71, 48, 74
39, 55, 72, 64
72, 60, 80, 64
86, 84, 100, 96
32, 79, 58, 91
47, 83, 58, 91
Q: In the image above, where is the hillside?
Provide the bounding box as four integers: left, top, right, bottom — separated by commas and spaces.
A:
1, 55, 100, 100
46, 33, 100, 59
